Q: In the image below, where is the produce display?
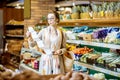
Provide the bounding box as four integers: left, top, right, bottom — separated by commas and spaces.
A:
0, 70, 98, 80
0, 70, 42, 80
71, 6, 79, 19
104, 32, 120, 44
50, 71, 96, 80
93, 73, 105, 80
66, 44, 76, 51
80, 6, 91, 19
7, 19, 24, 25
108, 57, 120, 67
93, 28, 108, 39
72, 46, 93, 55
21, 48, 41, 70
78, 51, 120, 72
21, 27, 42, 70
57, 1, 120, 20
65, 26, 120, 44
0, 65, 6, 72
73, 63, 88, 72
97, 52, 120, 69
0, 70, 13, 80
80, 52, 101, 63
6, 29, 23, 35
97, 52, 118, 64
72, 26, 88, 33
6, 39, 23, 54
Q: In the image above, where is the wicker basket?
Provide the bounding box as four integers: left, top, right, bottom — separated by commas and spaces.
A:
39, 74, 58, 80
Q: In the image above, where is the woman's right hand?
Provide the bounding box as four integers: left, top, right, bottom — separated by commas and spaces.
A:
53, 50, 62, 55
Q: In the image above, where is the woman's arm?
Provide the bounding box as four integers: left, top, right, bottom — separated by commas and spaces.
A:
35, 29, 45, 48
37, 29, 44, 40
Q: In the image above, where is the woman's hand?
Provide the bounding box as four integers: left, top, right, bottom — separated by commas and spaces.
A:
26, 31, 31, 37
53, 50, 62, 55
53, 49, 67, 55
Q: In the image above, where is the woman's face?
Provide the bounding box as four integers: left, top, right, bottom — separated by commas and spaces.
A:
47, 13, 57, 26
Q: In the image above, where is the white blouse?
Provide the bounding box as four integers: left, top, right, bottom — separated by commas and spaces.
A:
34, 26, 66, 55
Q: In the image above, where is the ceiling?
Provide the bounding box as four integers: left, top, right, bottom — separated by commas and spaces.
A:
0, 0, 18, 4
6, 0, 18, 3
55, 0, 65, 3
0, 0, 24, 8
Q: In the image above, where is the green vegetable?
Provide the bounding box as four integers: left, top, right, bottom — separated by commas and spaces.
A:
102, 2, 107, 11
91, 4, 98, 12
72, 6, 79, 13
77, 5, 81, 12
81, 6, 90, 13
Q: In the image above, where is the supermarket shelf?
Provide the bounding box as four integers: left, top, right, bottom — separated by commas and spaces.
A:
38, 19, 120, 26
9, 62, 19, 68
4, 64, 17, 71
59, 19, 120, 26
60, 19, 120, 23
5, 24, 24, 27
37, 22, 46, 25
19, 63, 39, 74
67, 40, 120, 49
75, 61, 120, 78
21, 48, 42, 56
6, 51, 20, 57
6, 34, 24, 38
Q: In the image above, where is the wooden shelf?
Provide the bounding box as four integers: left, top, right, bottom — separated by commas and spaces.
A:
59, 19, 120, 27
75, 61, 120, 78
5, 24, 24, 27
6, 51, 20, 57
60, 19, 120, 23
9, 62, 19, 68
37, 22, 46, 25
6, 34, 24, 38
67, 40, 120, 49
21, 48, 42, 56
38, 19, 120, 27
19, 63, 39, 74
4, 64, 17, 71
19, 61, 120, 77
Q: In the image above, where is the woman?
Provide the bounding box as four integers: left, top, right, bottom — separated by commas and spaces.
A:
37, 10, 67, 75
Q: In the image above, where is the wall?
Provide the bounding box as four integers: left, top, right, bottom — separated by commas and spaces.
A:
24, 0, 55, 32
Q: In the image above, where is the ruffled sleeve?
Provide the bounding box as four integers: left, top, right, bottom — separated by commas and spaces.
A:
34, 29, 45, 48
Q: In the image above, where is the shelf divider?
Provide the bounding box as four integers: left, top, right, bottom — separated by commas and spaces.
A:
67, 40, 120, 49
75, 61, 120, 78
38, 19, 120, 26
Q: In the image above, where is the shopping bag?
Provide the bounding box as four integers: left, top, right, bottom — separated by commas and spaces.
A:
63, 51, 74, 72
